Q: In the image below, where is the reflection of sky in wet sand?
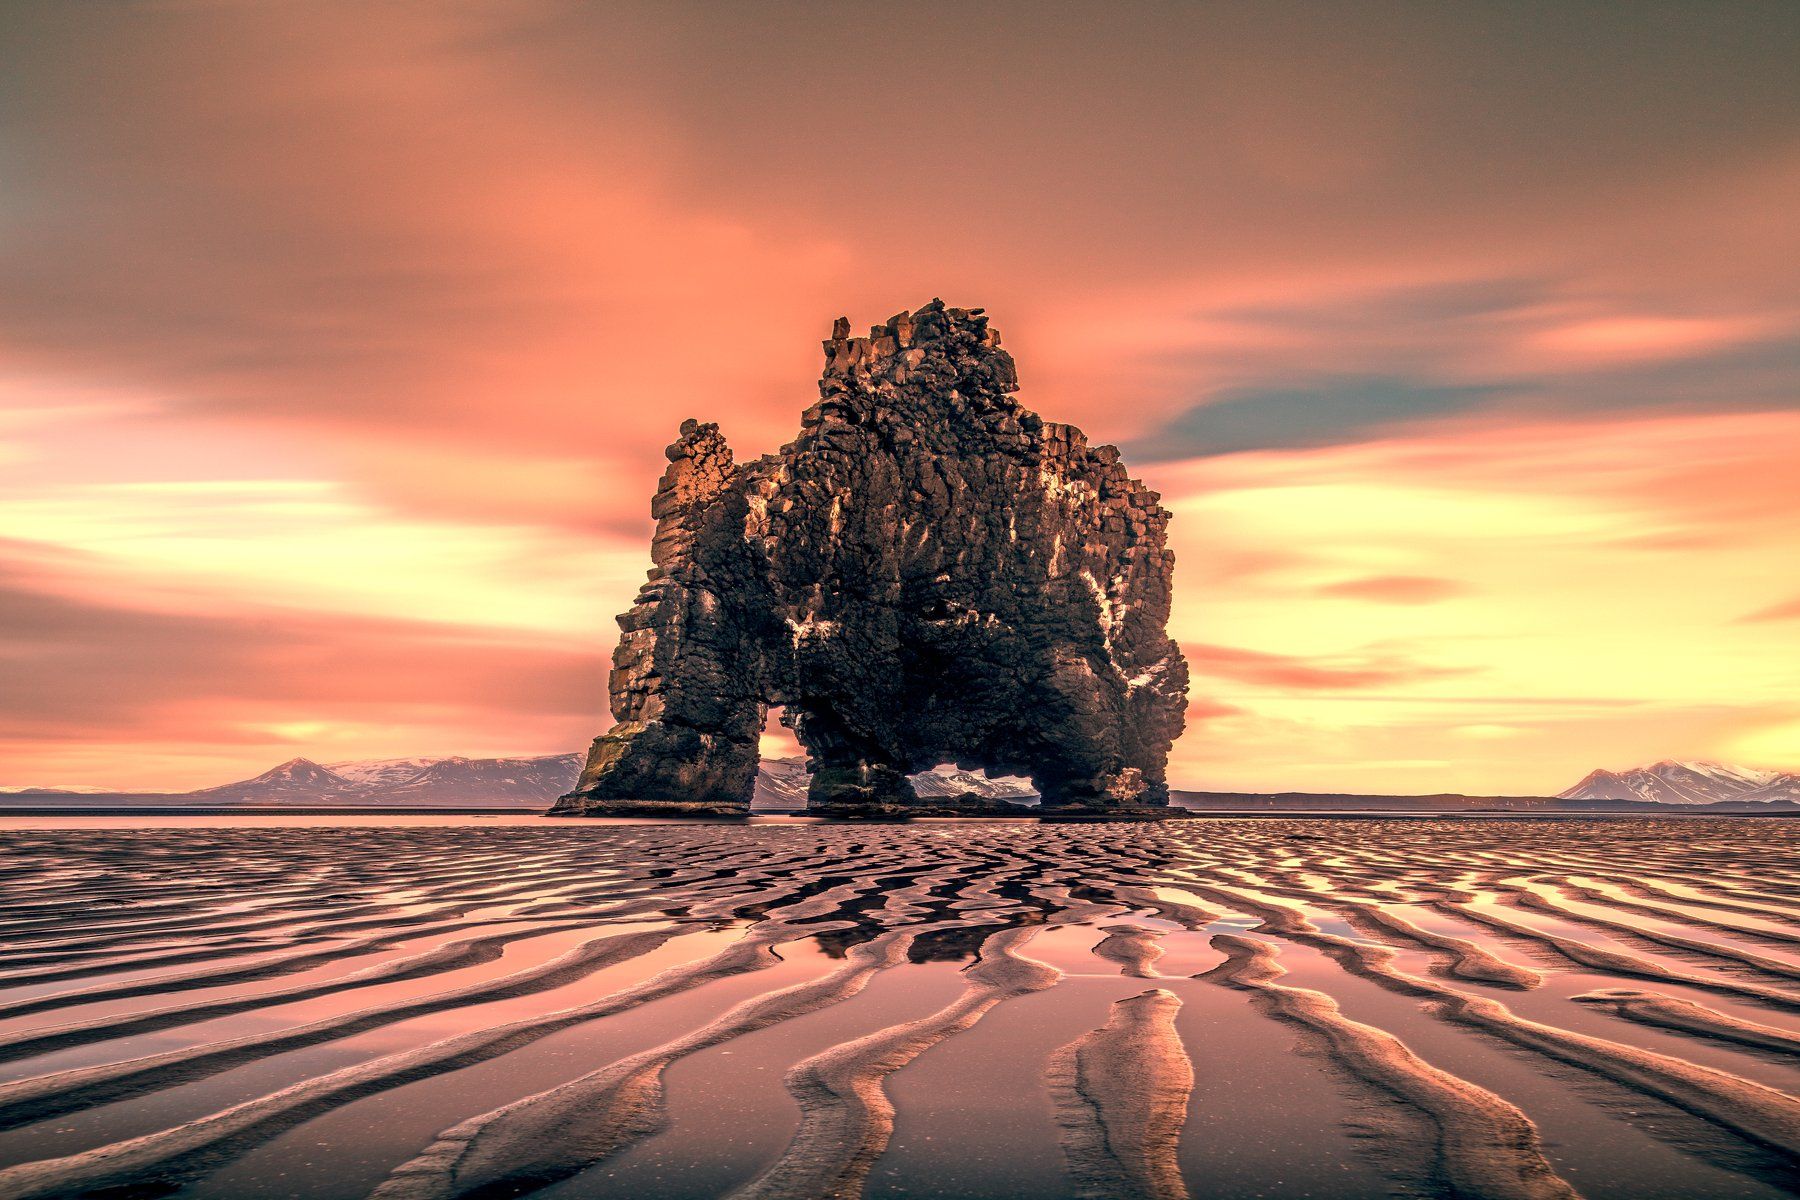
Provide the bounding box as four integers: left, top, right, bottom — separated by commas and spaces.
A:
0, 816, 1793, 1199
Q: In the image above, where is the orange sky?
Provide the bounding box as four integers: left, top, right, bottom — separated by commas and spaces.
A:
2, 1, 1797, 793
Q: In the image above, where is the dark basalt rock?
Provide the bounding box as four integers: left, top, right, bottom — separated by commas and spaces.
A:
555, 300, 1190, 817
805, 794, 1038, 821
547, 799, 751, 820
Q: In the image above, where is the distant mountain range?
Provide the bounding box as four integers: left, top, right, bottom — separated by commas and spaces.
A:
2, 754, 1037, 809
1559, 760, 1800, 805
5, 754, 1793, 814
184, 755, 590, 805
1168, 760, 1798, 814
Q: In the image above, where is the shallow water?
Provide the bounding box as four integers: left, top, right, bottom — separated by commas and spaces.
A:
0, 816, 1794, 1199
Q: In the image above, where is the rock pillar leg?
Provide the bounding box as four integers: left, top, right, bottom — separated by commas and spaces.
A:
552, 421, 769, 816
806, 760, 919, 811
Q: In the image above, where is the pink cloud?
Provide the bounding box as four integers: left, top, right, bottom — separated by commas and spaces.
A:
0, 562, 605, 788
1183, 643, 1469, 692
1315, 574, 1467, 604
1739, 595, 1800, 623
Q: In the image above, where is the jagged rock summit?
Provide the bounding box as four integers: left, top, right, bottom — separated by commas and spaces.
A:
554, 301, 1190, 817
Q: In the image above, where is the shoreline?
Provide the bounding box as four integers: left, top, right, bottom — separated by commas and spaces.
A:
0, 805, 1792, 820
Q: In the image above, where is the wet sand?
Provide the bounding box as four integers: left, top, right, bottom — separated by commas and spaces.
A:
0, 816, 1794, 1199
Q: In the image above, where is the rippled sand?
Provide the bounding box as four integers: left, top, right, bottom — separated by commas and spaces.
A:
0, 817, 1795, 1199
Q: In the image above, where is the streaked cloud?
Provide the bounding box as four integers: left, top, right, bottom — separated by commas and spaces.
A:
1184, 642, 1470, 692
1316, 575, 1467, 605
0, 563, 606, 791
1739, 596, 1800, 624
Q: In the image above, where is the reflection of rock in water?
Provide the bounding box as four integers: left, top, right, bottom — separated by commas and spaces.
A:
556, 300, 1189, 816
907, 923, 1007, 963
1, 818, 1796, 1200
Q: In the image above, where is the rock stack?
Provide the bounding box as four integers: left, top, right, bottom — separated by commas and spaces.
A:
554, 300, 1189, 817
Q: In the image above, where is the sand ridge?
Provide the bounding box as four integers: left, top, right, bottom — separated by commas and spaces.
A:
0, 817, 1793, 1198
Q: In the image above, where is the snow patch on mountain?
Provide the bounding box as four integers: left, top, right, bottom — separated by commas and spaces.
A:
324, 757, 440, 788
910, 765, 1038, 801
190, 758, 358, 801
753, 758, 812, 808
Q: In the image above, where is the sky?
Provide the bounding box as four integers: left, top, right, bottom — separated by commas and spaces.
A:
1, 1, 1797, 794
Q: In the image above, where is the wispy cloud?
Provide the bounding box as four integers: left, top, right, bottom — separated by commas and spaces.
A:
1739, 596, 1800, 624
0, 565, 606, 789
1183, 642, 1470, 692
1315, 575, 1467, 604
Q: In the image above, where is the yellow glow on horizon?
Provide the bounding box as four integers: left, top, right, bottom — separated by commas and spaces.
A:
1154, 411, 1800, 792
0, 477, 647, 638
1728, 720, 1800, 767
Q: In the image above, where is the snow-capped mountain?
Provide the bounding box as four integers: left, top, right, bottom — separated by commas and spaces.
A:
372, 755, 586, 802
188, 754, 584, 804
189, 758, 362, 802
1560, 760, 1797, 805
324, 757, 439, 788
1742, 774, 1800, 803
